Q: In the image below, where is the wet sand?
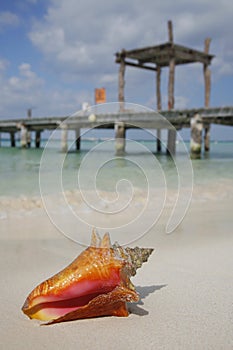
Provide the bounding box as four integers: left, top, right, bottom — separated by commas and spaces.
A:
0, 186, 233, 350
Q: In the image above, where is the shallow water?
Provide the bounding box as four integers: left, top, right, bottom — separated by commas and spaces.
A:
0, 140, 232, 197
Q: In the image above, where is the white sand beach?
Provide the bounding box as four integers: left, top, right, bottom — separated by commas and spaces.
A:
0, 183, 233, 350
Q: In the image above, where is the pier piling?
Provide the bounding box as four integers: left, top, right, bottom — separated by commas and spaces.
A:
157, 129, 162, 152
204, 124, 210, 152
35, 131, 41, 148
61, 124, 68, 153
10, 132, 16, 147
167, 129, 176, 155
27, 131, 31, 148
115, 122, 126, 155
75, 128, 81, 150
190, 113, 203, 158
20, 125, 27, 148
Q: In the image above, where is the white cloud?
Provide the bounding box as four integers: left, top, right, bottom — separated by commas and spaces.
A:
0, 63, 43, 116
1, 0, 233, 118
30, 26, 65, 54
0, 11, 20, 31
28, 0, 233, 82
0, 61, 92, 118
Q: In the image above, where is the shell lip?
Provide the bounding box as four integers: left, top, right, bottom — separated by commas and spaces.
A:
22, 269, 124, 321
23, 288, 114, 319
22, 281, 139, 323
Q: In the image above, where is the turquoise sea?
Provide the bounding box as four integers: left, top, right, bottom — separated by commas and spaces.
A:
0, 138, 232, 198
0, 135, 232, 250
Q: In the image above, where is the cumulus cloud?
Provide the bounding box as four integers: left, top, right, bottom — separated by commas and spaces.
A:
0, 11, 20, 31
0, 61, 91, 118
28, 0, 233, 106
1, 0, 232, 118
0, 63, 42, 117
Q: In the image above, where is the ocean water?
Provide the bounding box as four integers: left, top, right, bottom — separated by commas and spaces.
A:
0, 139, 232, 198
0, 138, 232, 244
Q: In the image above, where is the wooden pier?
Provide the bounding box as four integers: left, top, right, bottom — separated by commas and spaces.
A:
0, 106, 232, 157
115, 20, 216, 157
0, 21, 232, 157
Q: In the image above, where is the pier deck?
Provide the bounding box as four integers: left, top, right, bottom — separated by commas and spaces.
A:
0, 106, 232, 157
0, 106, 233, 133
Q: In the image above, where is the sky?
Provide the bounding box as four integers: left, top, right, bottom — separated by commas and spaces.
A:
0, 0, 232, 139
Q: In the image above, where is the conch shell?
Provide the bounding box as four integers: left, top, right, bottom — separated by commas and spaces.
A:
22, 230, 153, 324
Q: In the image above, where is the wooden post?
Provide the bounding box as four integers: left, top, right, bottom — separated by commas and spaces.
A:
20, 125, 27, 148
61, 124, 68, 153
203, 38, 211, 152
27, 108, 32, 119
168, 58, 175, 111
35, 131, 41, 148
168, 20, 173, 43
167, 65, 176, 154
10, 132, 16, 147
204, 39, 211, 108
166, 21, 176, 155
75, 128, 81, 151
118, 55, 125, 112
204, 122, 210, 152
190, 113, 203, 159
156, 130, 162, 153
115, 122, 126, 155
167, 128, 177, 155
156, 66, 162, 111
167, 20, 175, 109
27, 131, 31, 148
156, 65, 162, 152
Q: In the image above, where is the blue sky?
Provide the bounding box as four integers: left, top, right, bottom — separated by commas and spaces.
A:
0, 0, 232, 139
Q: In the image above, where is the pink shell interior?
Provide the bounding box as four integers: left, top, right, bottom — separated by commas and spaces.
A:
29, 270, 121, 320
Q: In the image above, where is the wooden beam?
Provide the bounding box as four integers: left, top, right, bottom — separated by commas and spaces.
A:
123, 43, 213, 67
123, 60, 157, 71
